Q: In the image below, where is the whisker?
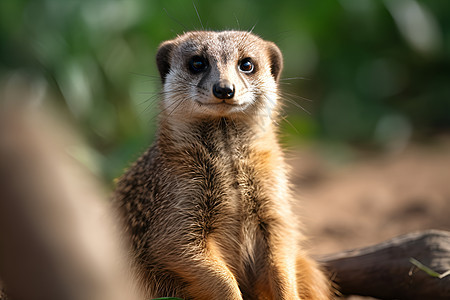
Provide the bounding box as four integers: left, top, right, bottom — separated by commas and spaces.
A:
280, 115, 300, 134
281, 97, 311, 115
279, 76, 310, 81
234, 13, 240, 30
248, 22, 257, 34
158, 99, 187, 124
193, 2, 204, 30
130, 72, 161, 80
152, 96, 180, 119
281, 91, 313, 102
163, 8, 188, 31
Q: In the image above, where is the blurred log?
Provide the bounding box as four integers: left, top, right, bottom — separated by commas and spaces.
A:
320, 230, 450, 299
0, 107, 143, 300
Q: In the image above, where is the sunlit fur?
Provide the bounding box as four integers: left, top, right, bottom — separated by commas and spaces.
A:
114, 31, 331, 299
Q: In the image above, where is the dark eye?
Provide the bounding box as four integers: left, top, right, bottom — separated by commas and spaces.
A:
239, 58, 254, 73
189, 56, 208, 73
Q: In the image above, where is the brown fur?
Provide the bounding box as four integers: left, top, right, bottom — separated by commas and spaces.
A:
114, 31, 331, 299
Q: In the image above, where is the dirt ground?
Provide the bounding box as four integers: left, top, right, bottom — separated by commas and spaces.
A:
288, 136, 450, 299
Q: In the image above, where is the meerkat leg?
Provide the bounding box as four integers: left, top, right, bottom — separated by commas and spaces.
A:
259, 240, 331, 300
251, 233, 301, 299
254, 256, 301, 299
180, 260, 242, 300
159, 243, 243, 300
296, 253, 332, 300
267, 253, 301, 299
257, 250, 331, 300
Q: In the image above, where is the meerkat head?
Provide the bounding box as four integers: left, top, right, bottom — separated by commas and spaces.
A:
156, 31, 283, 121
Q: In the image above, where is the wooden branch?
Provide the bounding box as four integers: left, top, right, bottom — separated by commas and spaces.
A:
319, 230, 450, 299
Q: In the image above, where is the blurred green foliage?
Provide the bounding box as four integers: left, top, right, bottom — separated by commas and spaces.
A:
1, 0, 449, 182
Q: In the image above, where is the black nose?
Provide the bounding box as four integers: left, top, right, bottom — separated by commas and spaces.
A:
212, 80, 235, 99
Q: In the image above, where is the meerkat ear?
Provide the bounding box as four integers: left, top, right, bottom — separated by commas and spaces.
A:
156, 41, 176, 84
266, 42, 283, 82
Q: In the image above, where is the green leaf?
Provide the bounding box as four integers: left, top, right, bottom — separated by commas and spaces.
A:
410, 257, 450, 279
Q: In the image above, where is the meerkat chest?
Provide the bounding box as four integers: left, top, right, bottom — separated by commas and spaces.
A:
177, 120, 281, 210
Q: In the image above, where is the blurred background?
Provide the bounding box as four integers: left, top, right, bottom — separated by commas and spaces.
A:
1, 0, 450, 257
1, 0, 449, 181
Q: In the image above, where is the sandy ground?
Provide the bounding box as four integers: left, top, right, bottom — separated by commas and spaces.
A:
288, 136, 450, 299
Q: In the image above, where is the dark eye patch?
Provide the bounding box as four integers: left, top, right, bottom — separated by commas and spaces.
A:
188, 56, 208, 74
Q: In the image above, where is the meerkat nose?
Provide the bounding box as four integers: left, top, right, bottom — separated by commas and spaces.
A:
212, 80, 235, 99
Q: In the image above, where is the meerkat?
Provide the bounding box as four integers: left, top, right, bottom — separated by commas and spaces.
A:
114, 30, 331, 300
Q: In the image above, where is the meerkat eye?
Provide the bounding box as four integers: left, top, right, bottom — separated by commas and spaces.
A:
239, 58, 254, 73
189, 56, 208, 73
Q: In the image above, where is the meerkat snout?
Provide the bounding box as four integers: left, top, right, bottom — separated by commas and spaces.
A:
212, 79, 235, 100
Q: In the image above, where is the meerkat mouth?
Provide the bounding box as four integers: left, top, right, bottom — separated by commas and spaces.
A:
195, 100, 244, 107
194, 99, 250, 116
196, 100, 247, 109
